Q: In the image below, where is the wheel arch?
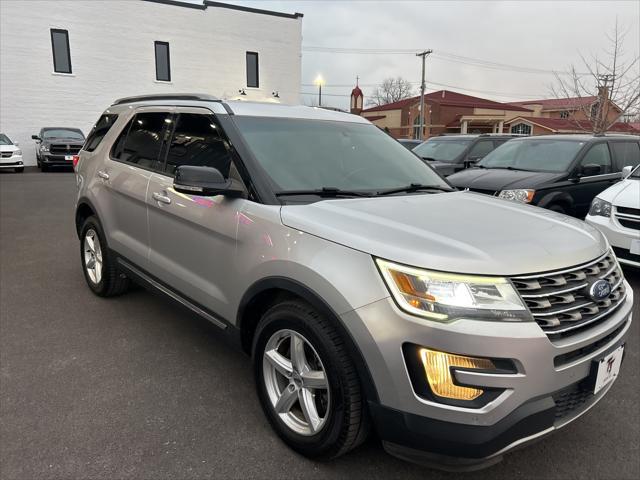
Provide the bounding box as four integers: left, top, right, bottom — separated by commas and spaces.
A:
537, 190, 575, 213
75, 198, 98, 238
237, 277, 379, 403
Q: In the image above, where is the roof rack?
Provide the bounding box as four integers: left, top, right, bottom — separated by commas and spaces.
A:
112, 93, 220, 106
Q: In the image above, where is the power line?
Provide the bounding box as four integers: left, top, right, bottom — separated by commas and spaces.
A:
301, 45, 587, 75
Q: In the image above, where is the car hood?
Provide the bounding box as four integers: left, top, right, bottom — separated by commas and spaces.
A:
0, 145, 19, 152
448, 168, 562, 191
596, 178, 640, 209
280, 192, 606, 276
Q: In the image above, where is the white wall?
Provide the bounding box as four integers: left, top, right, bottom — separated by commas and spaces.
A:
0, 0, 302, 165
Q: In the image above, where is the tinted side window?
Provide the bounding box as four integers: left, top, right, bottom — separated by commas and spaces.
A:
84, 114, 118, 152
51, 29, 71, 74
468, 140, 495, 159
112, 112, 171, 170
164, 113, 232, 176
610, 142, 640, 170
580, 143, 612, 174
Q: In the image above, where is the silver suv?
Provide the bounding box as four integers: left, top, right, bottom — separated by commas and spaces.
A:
74, 94, 633, 470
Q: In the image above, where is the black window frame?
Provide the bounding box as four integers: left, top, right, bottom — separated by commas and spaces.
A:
577, 141, 613, 175
154, 41, 171, 82
246, 51, 259, 88
50, 28, 72, 74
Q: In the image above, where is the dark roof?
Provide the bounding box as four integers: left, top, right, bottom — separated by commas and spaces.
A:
361, 90, 531, 113
506, 116, 640, 133
143, 0, 303, 18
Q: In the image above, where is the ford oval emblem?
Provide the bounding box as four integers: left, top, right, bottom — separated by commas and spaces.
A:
588, 279, 611, 301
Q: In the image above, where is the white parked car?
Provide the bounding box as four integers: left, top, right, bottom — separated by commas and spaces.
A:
586, 165, 640, 267
0, 133, 24, 173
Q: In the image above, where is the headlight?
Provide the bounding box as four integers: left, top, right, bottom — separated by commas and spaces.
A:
498, 189, 535, 203
376, 259, 529, 322
14, 150, 22, 156
40, 144, 49, 152
589, 197, 611, 217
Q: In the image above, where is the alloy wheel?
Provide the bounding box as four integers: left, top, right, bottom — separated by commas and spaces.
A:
83, 228, 103, 284
262, 329, 330, 436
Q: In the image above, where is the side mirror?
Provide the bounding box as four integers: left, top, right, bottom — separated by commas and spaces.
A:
464, 156, 481, 168
173, 165, 245, 198
622, 165, 633, 178
13, 142, 19, 147
31, 135, 40, 141
580, 164, 602, 177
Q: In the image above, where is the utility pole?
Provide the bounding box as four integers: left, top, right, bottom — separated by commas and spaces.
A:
416, 49, 433, 140
595, 73, 614, 133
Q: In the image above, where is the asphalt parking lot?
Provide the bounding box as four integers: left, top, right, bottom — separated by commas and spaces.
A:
1, 168, 639, 480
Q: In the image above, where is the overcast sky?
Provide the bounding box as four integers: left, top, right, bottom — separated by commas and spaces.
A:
224, 0, 639, 110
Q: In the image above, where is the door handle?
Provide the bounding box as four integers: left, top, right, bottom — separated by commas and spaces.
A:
97, 170, 109, 180
152, 192, 171, 205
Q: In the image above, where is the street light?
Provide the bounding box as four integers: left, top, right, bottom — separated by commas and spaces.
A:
314, 74, 325, 106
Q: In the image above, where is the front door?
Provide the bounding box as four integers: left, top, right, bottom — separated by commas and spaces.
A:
570, 142, 619, 217
145, 108, 247, 318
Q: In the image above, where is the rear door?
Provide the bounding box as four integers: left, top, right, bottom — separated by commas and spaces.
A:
146, 108, 247, 316
96, 107, 173, 269
570, 141, 619, 216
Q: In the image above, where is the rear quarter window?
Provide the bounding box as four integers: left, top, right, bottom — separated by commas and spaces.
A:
84, 114, 118, 152
610, 141, 640, 170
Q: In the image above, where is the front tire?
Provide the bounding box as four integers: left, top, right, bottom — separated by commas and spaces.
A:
253, 300, 369, 460
80, 216, 129, 297
14, 167, 24, 173
549, 204, 566, 214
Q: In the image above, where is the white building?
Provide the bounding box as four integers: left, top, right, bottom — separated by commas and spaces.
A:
0, 0, 303, 165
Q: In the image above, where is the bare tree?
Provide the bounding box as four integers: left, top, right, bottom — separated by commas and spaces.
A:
367, 77, 414, 106
551, 20, 639, 134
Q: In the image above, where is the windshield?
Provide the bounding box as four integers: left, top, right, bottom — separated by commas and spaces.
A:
233, 117, 449, 194
42, 129, 84, 140
478, 139, 585, 172
412, 138, 474, 162
0, 134, 12, 145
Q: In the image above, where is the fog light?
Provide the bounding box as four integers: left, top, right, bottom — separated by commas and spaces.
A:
420, 348, 494, 400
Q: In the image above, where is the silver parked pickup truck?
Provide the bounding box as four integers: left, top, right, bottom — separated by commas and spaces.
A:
74, 94, 633, 470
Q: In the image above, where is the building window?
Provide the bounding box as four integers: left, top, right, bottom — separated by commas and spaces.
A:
246, 52, 259, 88
50, 29, 72, 74
155, 41, 171, 82
560, 111, 569, 119
510, 123, 532, 135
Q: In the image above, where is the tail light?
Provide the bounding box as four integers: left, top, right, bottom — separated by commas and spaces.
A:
72, 155, 80, 169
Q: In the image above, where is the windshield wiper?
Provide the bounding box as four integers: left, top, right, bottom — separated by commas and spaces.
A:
275, 187, 373, 198
486, 166, 532, 172
420, 156, 437, 162
378, 183, 455, 196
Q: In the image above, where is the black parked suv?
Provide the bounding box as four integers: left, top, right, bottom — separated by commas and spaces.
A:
413, 134, 519, 176
32, 127, 85, 171
448, 134, 640, 217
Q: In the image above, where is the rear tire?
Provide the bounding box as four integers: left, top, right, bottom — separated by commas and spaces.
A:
253, 300, 369, 460
80, 215, 129, 297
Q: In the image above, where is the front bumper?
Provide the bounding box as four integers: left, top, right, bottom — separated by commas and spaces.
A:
0, 155, 23, 168
341, 283, 633, 468
586, 214, 640, 267
41, 154, 76, 166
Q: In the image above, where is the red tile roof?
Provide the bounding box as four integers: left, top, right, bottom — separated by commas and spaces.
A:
362, 90, 531, 113
506, 116, 640, 133
508, 96, 598, 110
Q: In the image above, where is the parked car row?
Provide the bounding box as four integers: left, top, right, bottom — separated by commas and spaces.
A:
73, 94, 634, 471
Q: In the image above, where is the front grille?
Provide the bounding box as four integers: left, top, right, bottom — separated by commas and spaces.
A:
554, 320, 628, 367
553, 381, 594, 420
512, 252, 626, 337
612, 246, 640, 264
49, 144, 81, 155
1, 152, 13, 158
615, 206, 640, 231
